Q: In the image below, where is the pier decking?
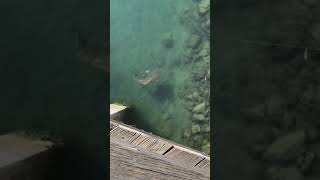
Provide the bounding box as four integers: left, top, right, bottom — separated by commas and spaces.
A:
110, 104, 210, 179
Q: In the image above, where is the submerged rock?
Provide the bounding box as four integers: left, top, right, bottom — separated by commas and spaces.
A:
186, 34, 201, 49
192, 91, 200, 100
192, 102, 206, 113
201, 141, 210, 154
198, 0, 210, 14
191, 124, 201, 134
183, 130, 191, 138
264, 130, 307, 162
193, 114, 205, 121
202, 124, 210, 133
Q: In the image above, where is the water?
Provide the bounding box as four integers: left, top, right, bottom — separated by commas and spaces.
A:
110, 0, 210, 153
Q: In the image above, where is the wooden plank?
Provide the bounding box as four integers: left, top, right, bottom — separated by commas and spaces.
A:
148, 139, 173, 155
110, 104, 127, 116
196, 158, 210, 172
110, 126, 140, 143
110, 121, 119, 131
110, 119, 210, 173
110, 139, 210, 180
110, 104, 127, 121
163, 146, 206, 166
111, 123, 173, 155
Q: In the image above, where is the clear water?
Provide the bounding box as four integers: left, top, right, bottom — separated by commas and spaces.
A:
110, 0, 200, 146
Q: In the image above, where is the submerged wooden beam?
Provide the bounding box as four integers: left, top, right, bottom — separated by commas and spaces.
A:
110, 119, 210, 179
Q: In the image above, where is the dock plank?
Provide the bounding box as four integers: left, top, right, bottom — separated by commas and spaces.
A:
110, 139, 210, 180
110, 120, 210, 178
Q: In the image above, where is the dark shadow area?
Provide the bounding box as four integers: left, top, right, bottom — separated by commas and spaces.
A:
0, 0, 109, 179
213, 0, 320, 180
152, 83, 175, 102
123, 107, 154, 133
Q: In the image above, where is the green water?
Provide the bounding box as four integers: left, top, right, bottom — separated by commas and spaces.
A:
110, 0, 199, 145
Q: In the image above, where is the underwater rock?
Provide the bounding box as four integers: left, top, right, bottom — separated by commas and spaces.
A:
186, 94, 194, 100
199, 44, 210, 63
184, 48, 194, 62
198, 42, 210, 58
191, 124, 201, 134
263, 130, 307, 162
203, 18, 210, 30
201, 141, 210, 154
161, 112, 171, 121
192, 91, 200, 100
204, 109, 209, 117
192, 102, 206, 113
198, 0, 210, 14
193, 114, 205, 121
202, 124, 210, 133
183, 130, 191, 138
186, 34, 201, 49
204, 117, 210, 122
265, 166, 304, 180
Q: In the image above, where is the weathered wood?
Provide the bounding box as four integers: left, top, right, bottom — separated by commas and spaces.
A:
110, 139, 210, 180
163, 146, 206, 166
110, 120, 210, 179
110, 104, 127, 121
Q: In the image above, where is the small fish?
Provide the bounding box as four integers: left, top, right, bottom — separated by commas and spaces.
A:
133, 69, 161, 86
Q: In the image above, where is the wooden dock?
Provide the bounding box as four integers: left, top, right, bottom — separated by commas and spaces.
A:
110, 119, 210, 179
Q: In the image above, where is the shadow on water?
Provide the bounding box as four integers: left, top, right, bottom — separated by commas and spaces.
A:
152, 82, 175, 102
123, 106, 154, 133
